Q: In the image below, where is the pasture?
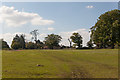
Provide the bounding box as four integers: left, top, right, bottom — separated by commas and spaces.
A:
2, 49, 118, 78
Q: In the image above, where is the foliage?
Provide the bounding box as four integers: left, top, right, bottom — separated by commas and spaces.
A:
68, 38, 72, 48
25, 42, 36, 49
90, 9, 120, 49
87, 40, 93, 49
70, 33, 83, 48
35, 40, 44, 49
44, 34, 62, 49
11, 34, 26, 49
0, 39, 9, 49
11, 41, 21, 50
20, 34, 26, 49
30, 29, 39, 42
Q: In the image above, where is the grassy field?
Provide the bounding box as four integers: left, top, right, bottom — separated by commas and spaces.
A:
2, 49, 118, 78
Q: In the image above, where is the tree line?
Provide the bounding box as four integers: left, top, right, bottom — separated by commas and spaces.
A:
1, 32, 84, 50
1, 9, 120, 50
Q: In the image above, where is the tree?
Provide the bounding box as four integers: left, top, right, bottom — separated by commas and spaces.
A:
44, 34, 62, 49
30, 29, 39, 42
0, 39, 9, 49
73, 43, 77, 48
0, 39, 1, 49
13, 34, 20, 42
25, 42, 36, 49
20, 34, 25, 49
70, 33, 83, 48
87, 40, 93, 49
11, 41, 21, 50
11, 34, 21, 49
11, 34, 26, 49
35, 40, 44, 49
90, 9, 120, 49
68, 38, 72, 48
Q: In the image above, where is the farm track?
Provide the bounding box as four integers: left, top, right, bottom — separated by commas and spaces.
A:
47, 54, 92, 78
47, 53, 117, 78
70, 66, 91, 78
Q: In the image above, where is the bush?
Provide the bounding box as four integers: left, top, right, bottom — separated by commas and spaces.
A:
0, 39, 10, 50
11, 42, 21, 50
25, 42, 36, 49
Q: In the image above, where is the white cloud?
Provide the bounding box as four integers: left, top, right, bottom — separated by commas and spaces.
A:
0, 6, 54, 27
31, 18, 54, 26
47, 27, 54, 31
86, 5, 94, 8
60, 29, 90, 46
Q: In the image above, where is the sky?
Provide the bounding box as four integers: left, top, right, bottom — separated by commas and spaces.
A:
0, 2, 118, 47
1, 0, 120, 2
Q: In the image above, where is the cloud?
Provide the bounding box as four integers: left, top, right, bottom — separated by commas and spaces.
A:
0, 6, 54, 27
47, 27, 54, 31
59, 29, 90, 46
86, 6, 94, 8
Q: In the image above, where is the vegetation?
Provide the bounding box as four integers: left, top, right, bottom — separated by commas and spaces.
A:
1, 9, 120, 50
1, 9, 119, 78
70, 33, 83, 48
11, 34, 25, 49
35, 40, 44, 49
2, 49, 118, 78
44, 34, 62, 49
68, 38, 72, 48
90, 9, 120, 49
30, 29, 39, 42
25, 42, 36, 49
0, 39, 9, 49
87, 40, 93, 49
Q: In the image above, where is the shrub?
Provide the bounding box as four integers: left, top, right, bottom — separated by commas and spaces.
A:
25, 42, 36, 49
11, 42, 21, 50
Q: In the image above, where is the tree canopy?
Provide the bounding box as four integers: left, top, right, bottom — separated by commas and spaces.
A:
0, 39, 9, 49
30, 29, 39, 42
44, 34, 62, 49
11, 34, 26, 49
70, 32, 83, 48
90, 9, 120, 48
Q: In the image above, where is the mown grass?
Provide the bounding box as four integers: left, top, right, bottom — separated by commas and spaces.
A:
2, 49, 118, 78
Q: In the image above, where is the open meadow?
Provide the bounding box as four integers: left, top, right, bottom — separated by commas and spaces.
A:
2, 49, 118, 78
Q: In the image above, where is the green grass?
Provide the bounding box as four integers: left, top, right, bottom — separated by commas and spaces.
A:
2, 49, 118, 78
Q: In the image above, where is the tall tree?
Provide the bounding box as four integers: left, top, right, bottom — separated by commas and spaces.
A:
11, 34, 26, 49
68, 38, 72, 48
20, 34, 26, 49
44, 34, 62, 49
11, 34, 21, 49
90, 9, 120, 48
13, 34, 20, 42
70, 33, 82, 48
30, 29, 39, 42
